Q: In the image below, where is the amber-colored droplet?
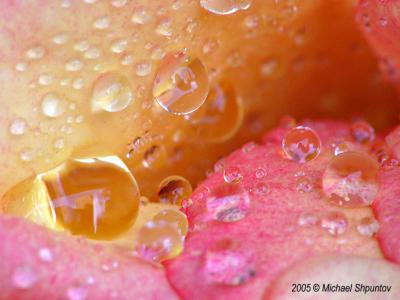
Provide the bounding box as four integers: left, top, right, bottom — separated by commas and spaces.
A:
153, 209, 188, 236
157, 176, 192, 206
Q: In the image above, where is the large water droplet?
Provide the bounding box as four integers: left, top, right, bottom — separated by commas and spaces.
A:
153, 51, 209, 115
91, 72, 133, 113
200, 0, 252, 15
41, 93, 65, 118
320, 211, 348, 236
12, 266, 37, 289
282, 126, 321, 163
322, 152, 379, 207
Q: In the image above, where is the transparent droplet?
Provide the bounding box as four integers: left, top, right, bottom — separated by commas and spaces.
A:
298, 212, 318, 227
52, 33, 69, 45
153, 51, 209, 115
207, 183, 249, 223
9, 118, 27, 136
91, 72, 133, 113
15, 62, 28, 72
321, 211, 348, 236
156, 19, 173, 37
44, 156, 140, 240
223, 166, 243, 184
204, 250, 255, 285
296, 176, 313, 193
93, 16, 110, 29
158, 176, 192, 206
357, 217, 380, 238
67, 286, 88, 300
74, 40, 90, 52
19, 148, 34, 162
142, 145, 167, 168
84, 47, 101, 60
111, 0, 127, 8
110, 39, 128, 54
12, 266, 37, 289
350, 121, 375, 144
153, 209, 189, 236
38, 247, 53, 262
41, 93, 65, 118
135, 61, 152, 77
25, 46, 45, 60
131, 7, 150, 25
135, 220, 183, 262
322, 152, 379, 207
200, 0, 252, 15
282, 126, 321, 163
65, 58, 83, 72
185, 82, 242, 143
54, 138, 65, 150
38, 73, 53, 86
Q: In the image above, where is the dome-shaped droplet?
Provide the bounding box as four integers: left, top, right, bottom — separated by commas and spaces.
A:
350, 121, 375, 144
135, 220, 183, 262
200, 0, 252, 15
223, 166, 243, 184
356, 217, 380, 238
9, 118, 27, 136
153, 209, 189, 236
91, 72, 133, 113
41, 93, 66, 118
320, 211, 348, 236
185, 82, 243, 143
282, 126, 321, 163
38, 247, 53, 262
322, 152, 379, 207
153, 51, 209, 115
158, 176, 192, 206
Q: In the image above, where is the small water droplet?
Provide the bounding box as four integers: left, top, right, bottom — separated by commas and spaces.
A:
52, 33, 69, 45
9, 118, 27, 136
121, 53, 134, 65
156, 18, 173, 36
74, 40, 90, 52
19, 148, 34, 162
320, 211, 348, 236
38, 73, 53, 86
298, 212, 318, 227
158, 176, 192, 206
41, 93, 65, 118
356, 217, 380, 238
111, 0, 127, 8
350, 121, 375, 144
282, 126, 321, 163
25, 46, 45, 60
110, 39, 128, 54
131, 7, 151, 24
135, 61, 152, 77
322, 152, 379, 207
143, 145, 167, 168
38, 247, 53, 262
296, 176, 313, 193
12, 266, 37, 289
153, 51, 209, 115
67, 285, 88, 300
15, 62, 28, 72
93, 16, 110, 29
65, 58, 83, 72
91, 72, 133, 113
260, 58, 278, 77
72, 78, 84, 90
84, 47, 101, 60
54, 138, 65, 150
207, 183, 249, 223
200, 0, 252, 15
223, 166, 243, 184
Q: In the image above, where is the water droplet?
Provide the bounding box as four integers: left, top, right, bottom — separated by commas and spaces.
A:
207, 183, 249, 223
38, 73, 53, 86
25, 46, 45, 60
111, 0, 127, 8
282, 126, 321, 163
19, 148, 34, 162
200, 0, 252, 15
185, 82, 242, 142
9, 118, 27, 136
204, 250, 255, 285
156, 18, 173, 36
322, 152, 379, 207
121, 53, 134, 65
67, 286, 88, 300
12, 266, 37, 289
54, 138, 65, 150
131, 7, 151, 25
142, 145, 167, 168
153, 209, 189, 236
255, 168, 266, 179
15, 62, 28, 72
52, 33, 69, 45
93, 16, 110, 29
249, 182, 268, 195
298, 212, 318, 227
38, 247, 53, 262
153, 51, 209, 115
244, 15, 259, 29
320, 211, 348, 236
357, 217, 380, 238
110, 39, 128, 54
135, 220, 183, 262
158, 176, 192, 206
135, 61, 152, 77
74, 40, 90, 52
41, 93, 65, 118
223, 166, 243, 184
65, 58, 83, 72
72, 78, 84, 90
84, 47, 101, 60
350, 121, 375, 143
296, 176, 313, 193
91, 72, 133, 113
